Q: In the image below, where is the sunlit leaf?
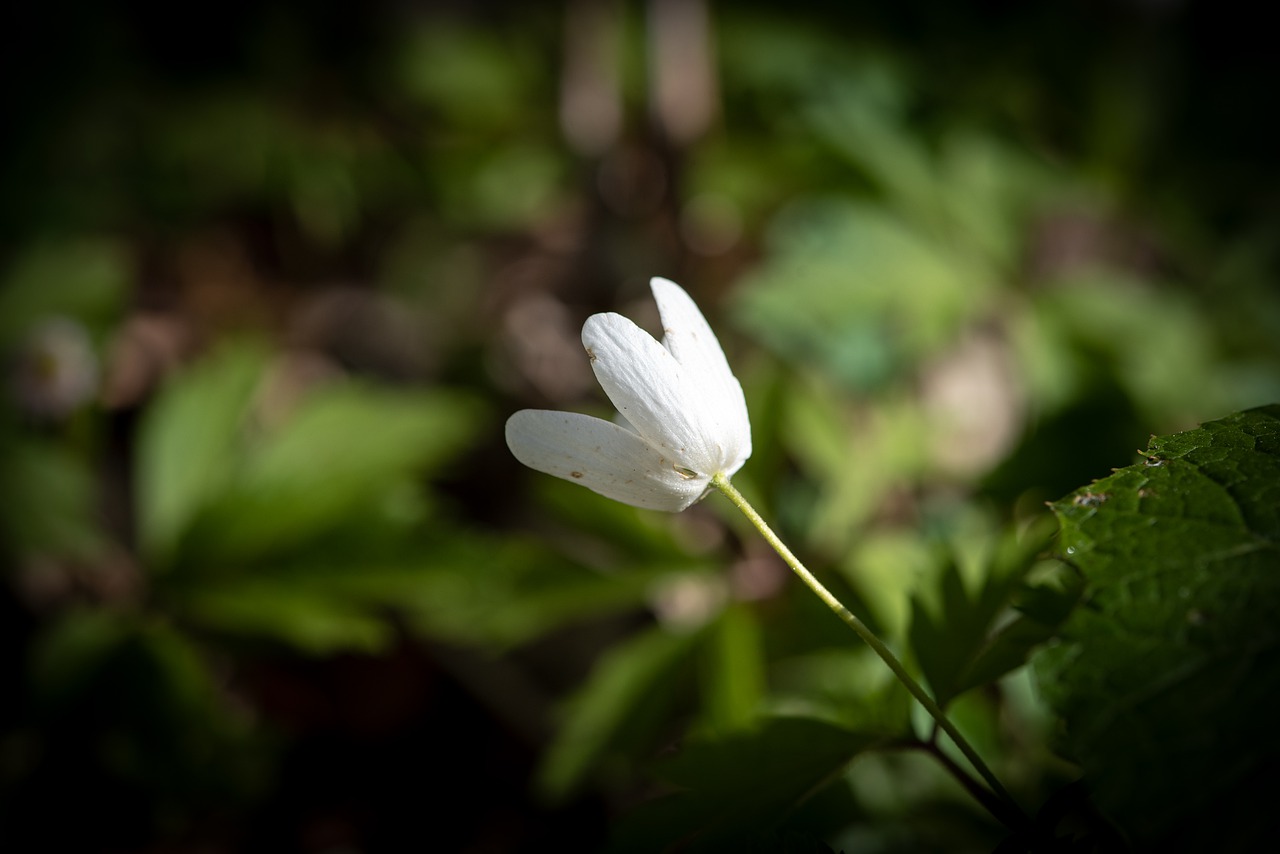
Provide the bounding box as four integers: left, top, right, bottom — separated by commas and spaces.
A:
135, 343, 263, 567
734, 201, 986, 390
186, 383, 484, 564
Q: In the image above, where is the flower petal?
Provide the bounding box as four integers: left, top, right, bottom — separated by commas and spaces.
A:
581, 311, 722, 475
650, 277, 751, 472
505, 409, 709, 511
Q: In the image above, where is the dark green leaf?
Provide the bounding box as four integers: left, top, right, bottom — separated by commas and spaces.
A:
608, 716, 880, 853
0, 438, 104, 559
537, 625, 702, 803
27, 611, 268, 799
1032, 404, 1280, 849
909, 519, 1058, 707
0, 240, 127, 342
952, 561, 1084, 698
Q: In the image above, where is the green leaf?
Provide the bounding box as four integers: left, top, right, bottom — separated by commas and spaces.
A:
908, 519, 1061, 707
186, 382, 484, 565
950, 568, 1081, 697
0, 438, 104, 559
608, 716, 880, 853
536, 625, 702, 803
768, 647, 911, 735
135, 343, 264, 567
733, 201, 987, 390
1032, 404, 1280, 848
28, 611, 268, 799
173, 528, 675, 655
698, 604, 767, 735
176, 580, 394, 654
0, 240, 127, 342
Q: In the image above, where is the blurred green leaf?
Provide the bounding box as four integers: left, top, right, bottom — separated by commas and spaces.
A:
175, 529, 674, 654
394, 26, 540, 129
0, 240, 127, 342
769, 647, 911, 735
734, 200, 987, 390
1032, 405, 1280, 848
28, 608, 134, 709
936, 130, 1049, 270
806, 71, 938, 219
404, 536, 655, 646
0, 438, 104, 559
28, 611, 266, 799
1027, 274, 1225, 424
136, 343, 263, 568
608, 716, 880, 853
535, 476, 704, 565
189, 383, 484, 564
537, 625, 702, 803
780, 380, 929, 555
177, 579, 393, 655
698, 604, 767, 735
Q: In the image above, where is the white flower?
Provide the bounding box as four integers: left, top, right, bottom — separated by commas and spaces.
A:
506, 277, 751, 511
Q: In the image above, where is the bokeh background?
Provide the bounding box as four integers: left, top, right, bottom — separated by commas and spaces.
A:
2, 0, 1278, 850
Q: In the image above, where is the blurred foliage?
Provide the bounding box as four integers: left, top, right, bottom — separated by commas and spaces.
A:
1, 1, 1278, 851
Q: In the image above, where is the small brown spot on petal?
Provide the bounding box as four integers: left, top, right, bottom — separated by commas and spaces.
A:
570, 471, 584, 479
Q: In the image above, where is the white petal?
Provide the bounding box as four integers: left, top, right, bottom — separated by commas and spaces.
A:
650, 277, 751, 473
581, 312, 724, 475
505, 409, 709, 511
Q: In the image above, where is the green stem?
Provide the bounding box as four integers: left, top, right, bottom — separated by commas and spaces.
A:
711, 473, 1025, 828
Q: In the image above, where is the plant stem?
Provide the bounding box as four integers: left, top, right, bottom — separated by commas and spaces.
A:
711, 474, 1026, 828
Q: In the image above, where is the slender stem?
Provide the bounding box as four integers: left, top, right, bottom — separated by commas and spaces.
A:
711, 474, 1025, 827
916, 739, 1027, 831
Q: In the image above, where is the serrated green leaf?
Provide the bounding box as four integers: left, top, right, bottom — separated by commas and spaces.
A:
537, 625, 702, 803
948, 561, 1084, 699
1032, 404, 1280, 849
608, 716, 880, 853
135, 343, 264, 567
909, 519, 1057, 707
